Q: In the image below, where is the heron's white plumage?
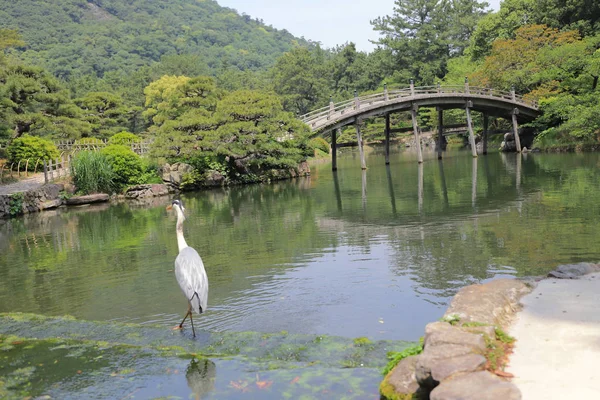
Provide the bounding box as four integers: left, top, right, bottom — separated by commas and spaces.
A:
175, 246, 208, 314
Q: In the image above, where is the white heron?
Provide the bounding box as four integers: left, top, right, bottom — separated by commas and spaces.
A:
167, 199, 208, 337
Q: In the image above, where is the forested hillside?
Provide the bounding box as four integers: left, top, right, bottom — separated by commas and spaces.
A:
0, 0, 308, 93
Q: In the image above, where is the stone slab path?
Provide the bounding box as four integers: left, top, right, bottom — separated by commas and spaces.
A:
507, 273, 600, 399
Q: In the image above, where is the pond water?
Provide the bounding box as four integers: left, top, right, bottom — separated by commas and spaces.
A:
1, 146, 600, 398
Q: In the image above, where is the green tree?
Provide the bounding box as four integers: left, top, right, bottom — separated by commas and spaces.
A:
327, 43, 383, 98
0, 63, 90, 139
206, 90, 311, 172
468, 0, 600, 60
372, 0, 489, 84
474, 25, 581, 92
75, 92, 134, 138
146, 75, 219, 158
468, 0, 535, 60
0, 28, 24, 51
271, 46, 329, 115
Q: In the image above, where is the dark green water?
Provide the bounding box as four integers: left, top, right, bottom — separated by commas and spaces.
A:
1, 146, 599, 398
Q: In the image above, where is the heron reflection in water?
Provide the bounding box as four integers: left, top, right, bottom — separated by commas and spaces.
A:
167, 199, 209, 337
186, 358, 216, 399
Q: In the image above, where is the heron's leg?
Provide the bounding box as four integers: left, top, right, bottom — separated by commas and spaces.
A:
189, 311, 196, 338
176, 303, 192, 329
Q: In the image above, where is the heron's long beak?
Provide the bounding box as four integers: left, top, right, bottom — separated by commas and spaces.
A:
166, 205, 173, 210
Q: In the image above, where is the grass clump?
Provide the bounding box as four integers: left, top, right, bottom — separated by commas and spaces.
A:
484, 327, 515, 372
462, 321, 489, 327
494, 327, 515, 344
70, 151, 115, 195
382, 340, 423, 376
441, 314, 461, 325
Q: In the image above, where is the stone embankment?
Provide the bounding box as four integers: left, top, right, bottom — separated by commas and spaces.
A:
0, 183, 173, 218
1, 161, 311, 218
381, 279, 531, 400
0, 183, 64, 218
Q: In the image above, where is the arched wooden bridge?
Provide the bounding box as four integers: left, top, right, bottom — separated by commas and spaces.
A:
298, 82, 541, 169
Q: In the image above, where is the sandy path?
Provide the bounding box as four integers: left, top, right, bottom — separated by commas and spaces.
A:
507, 273, 600, 399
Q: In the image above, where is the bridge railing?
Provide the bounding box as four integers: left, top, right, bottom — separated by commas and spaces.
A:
299, 85, 538, 128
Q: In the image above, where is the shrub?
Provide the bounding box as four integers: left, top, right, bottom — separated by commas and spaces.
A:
9, 192, 24, 217
7, 136, 60, 165
70, 151, 115, 194
134, 158, 163, 185
309, 137, 330, 154
184, 153, 229, 176
109, 131, 141, 146
101, 144, 144, 188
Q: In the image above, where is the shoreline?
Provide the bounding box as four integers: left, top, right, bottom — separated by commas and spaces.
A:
0, 160, 312, 219
380, 262, 600, 399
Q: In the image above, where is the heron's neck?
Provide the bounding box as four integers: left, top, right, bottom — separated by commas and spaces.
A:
176, 213, 188, 251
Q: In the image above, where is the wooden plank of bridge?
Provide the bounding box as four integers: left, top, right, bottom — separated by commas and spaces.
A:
411, 105, 424, 164
483, 114, 489, 155
437, 107, 444, 160
332, 128, 338, 171
355, 121, 367, 170
512, 108, 522, 153
465, 101, 478, 158
385, 113, 390, 165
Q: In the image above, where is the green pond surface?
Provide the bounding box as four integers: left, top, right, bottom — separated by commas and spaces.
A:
1, 146, 600, 398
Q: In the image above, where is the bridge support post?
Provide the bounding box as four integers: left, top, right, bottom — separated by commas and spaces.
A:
332, 128, 339, 171
385, 113, 391, 165
465, 101, 478, 158
482, 114, 489, 155
437, 107, 444, 160
411, 104, 424, 164
512, 108, 522, 153
355, 120, 367, 170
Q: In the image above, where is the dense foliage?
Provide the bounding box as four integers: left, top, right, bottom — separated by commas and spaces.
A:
108, 131, 141, 145
0, 0, 308, 82
372, 0, 489, 84
0, 62, 90, 139
6, 136, 60, 164
146, 78, 313, 180
100, 144, 144, 188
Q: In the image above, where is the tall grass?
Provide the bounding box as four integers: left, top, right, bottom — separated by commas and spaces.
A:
70, 151, 115, 194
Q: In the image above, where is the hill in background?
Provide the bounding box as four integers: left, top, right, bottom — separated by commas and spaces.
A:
0, 0, 311, 81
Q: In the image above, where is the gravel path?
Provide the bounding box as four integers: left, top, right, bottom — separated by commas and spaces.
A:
0, 173, 47, 195
507, 273, 600, 399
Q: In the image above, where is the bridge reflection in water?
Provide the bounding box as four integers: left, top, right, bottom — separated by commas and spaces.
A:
300, 81, 540, 168
330, 150, 526, 221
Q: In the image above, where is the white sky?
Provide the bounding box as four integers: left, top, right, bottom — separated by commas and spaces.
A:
218, 0, 502, 52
